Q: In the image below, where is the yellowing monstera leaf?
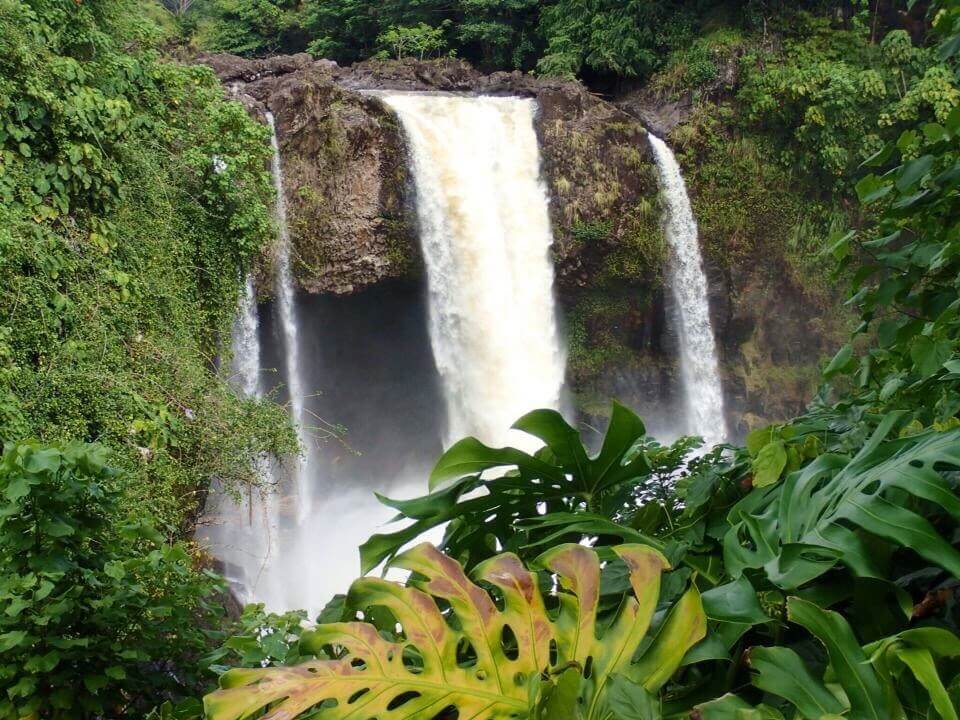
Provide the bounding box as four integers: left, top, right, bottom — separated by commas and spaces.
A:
204, 543, 706, 720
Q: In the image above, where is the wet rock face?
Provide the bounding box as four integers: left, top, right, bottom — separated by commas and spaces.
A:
711, 259, 838, 438
200, 53, 839, 436
201, 55, 658, 295
207, 56, 412, 295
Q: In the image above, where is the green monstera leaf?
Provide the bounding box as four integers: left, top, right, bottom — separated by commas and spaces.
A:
695, 600, 960, 720
359, 402, 675, 574
204, 543, 706, 719
724, 416, 960, 589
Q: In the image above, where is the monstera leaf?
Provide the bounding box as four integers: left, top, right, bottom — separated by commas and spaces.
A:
360, 403, 665, 574
694, 599, 960, 720
204, 543, 706, 719
724, 416, 960, 589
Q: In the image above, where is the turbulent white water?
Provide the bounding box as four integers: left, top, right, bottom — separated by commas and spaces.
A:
648, 134, 727, 445
381, 93, 566, 449
267, 113, 312, 514
206, 98, 566, 613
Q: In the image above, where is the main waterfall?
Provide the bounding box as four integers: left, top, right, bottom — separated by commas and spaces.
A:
380, 93, 566, 447
206, 95, 567, 612
648, 135, 727, 444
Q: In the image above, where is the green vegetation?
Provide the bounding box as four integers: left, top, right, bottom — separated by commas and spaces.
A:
6, 0, 960, 717
0, 442, 222, 717
739, 16, 959, 184
630, 4, 960, 426
375, 22, 451, 61
162, 0, 904, 79
207, 543, 705, 719
0, 0, 295, 713
206, 400, 960, 718
190, 0, 304, 56
193, 3, 960, 719
0, 0, 294, 520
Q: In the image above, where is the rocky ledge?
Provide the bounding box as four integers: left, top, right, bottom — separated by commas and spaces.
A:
201, 54, 659, 295
200, 53, 843, 437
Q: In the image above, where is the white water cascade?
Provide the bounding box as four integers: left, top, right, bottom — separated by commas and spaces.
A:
201, 118, 320, 613
206, 97, 568, 613
199, 277, 285, 608
233, 277, 262, 399
648, 134, 727, 445
380, 93, 566, 448
266, 112, 312, 514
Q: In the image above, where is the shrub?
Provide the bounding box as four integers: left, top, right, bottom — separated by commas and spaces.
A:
0, 441, 224, 718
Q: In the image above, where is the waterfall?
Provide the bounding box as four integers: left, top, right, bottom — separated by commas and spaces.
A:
233, 276, 262, 398
198, 276, 285, 608
648, 134, 727, 445
266, 112, 311, 513
380, 93, 566, 449
207, 97, 566, 612
202, 117, 318, 614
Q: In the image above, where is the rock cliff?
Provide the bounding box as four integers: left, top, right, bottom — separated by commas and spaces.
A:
202, 53, 841, 438
203, 54, 659, 296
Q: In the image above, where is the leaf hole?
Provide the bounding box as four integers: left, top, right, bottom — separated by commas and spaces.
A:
488, 586, 505, 612
387, 691, 421, 710
442, 604, 463, 632
347, 688, 369, 704
812, 477, 831, 494
456, 637, 477, 668
430, 705, 458, 720
500, 624, 519, 661
402, 644, 424, 674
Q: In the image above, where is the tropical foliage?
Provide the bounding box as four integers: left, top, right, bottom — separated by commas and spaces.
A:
359, 403, 707, 575
738, 16, 960, 182
695, 608, 960, 719
167, 0, 898, 77
0, 0, 294, 529
376, 22, 451, 61
0, 441, 223, 717
205, 542, 706, 720
193, 4, 960, 718
0, 0, 295, 713
6, 0, 960, 718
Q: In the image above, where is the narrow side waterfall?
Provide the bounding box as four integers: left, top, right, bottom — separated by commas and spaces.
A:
648, 134, 728, 444
381, 93, 566, 448
199, 276, 284, 608
233, 276, 262, 398
203, 117, 320, 614
266, 113, 311, 513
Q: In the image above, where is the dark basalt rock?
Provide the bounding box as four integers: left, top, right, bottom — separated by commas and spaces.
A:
200, 54, 659, 296
199, 52, 842, 438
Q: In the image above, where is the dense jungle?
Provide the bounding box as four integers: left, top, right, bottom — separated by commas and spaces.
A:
5, 0, 960, 718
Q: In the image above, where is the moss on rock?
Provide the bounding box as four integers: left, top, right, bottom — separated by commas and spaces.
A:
669, 104, 851, 434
